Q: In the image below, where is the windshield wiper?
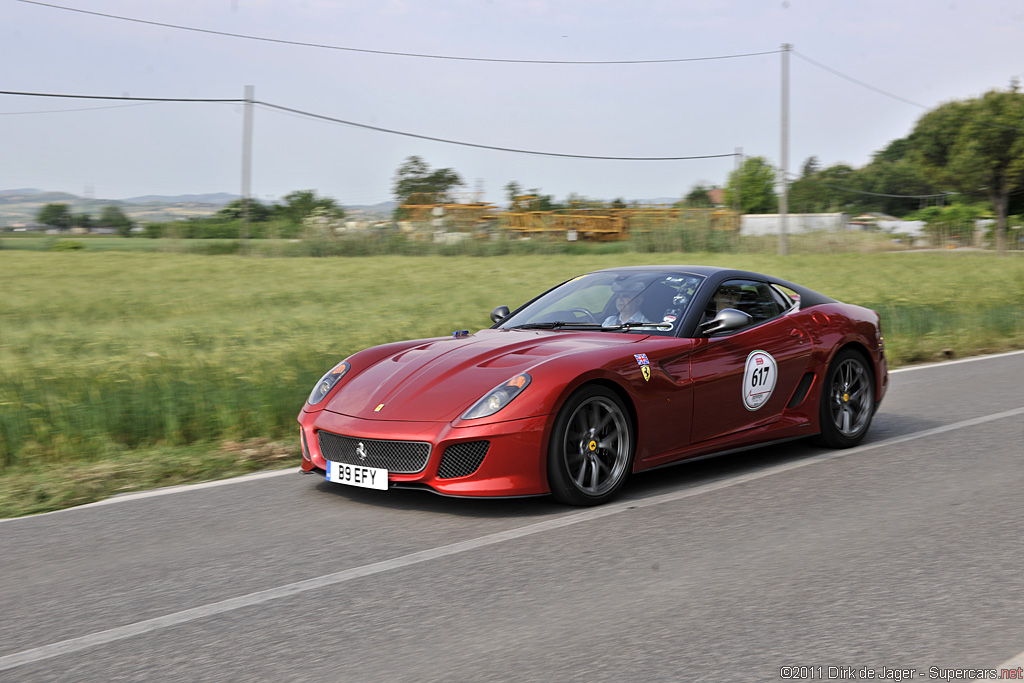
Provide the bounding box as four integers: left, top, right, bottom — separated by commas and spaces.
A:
601, 321, 674, 331
508, 321, 606, 330
509, 320, 673, 331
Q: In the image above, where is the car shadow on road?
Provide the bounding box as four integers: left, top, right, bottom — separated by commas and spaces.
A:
305, 409, 940, 519
307, 437, 828, 519
310, 478, 565, 518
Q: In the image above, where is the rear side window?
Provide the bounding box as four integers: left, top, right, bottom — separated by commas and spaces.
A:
770, 284, 800, 311
706, 279, 786, 326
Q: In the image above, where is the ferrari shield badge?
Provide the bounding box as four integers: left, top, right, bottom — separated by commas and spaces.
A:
634, 353, 651, 382
742, 350, 778, 410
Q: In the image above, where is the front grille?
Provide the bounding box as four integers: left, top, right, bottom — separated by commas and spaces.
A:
317, 431, 431, 474
437, 441, 490, 479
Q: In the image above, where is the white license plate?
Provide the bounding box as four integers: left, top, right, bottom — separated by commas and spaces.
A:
325, 461, 388, 490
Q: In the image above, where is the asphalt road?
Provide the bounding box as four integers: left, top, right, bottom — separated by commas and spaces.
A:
1, 351, 1022, 682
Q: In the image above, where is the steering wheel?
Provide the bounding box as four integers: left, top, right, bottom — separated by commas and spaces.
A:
568, 307, 599, 324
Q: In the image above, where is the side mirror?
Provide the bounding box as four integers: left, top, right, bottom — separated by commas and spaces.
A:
490, 305, 511, 324
699, 308, 752, 335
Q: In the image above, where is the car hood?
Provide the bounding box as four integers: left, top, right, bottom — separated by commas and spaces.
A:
323, 329, 642, 422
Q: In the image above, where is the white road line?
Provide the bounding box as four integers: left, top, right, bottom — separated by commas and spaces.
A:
1, 404, 1022, 673
970, 651, 1024, 679
889, 348, 1024, 373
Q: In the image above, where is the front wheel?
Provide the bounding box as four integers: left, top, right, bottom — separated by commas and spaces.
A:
814, 348, 875, 448
547, 386, 634, 506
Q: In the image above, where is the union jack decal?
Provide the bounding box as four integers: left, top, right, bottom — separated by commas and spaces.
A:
634, 353, 650, 366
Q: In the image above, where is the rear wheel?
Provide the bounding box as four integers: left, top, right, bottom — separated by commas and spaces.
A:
547, 386, 634, 506
815, 348, 875, 448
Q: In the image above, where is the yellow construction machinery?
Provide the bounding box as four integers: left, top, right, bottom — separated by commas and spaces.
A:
398, 198, 738, 241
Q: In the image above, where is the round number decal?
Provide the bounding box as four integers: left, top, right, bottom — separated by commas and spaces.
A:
742, 350, 778, 411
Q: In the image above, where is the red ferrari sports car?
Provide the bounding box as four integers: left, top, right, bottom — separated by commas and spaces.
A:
298, 266, 887, 506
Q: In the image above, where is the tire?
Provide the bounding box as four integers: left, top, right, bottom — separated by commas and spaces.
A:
814, 348, 875, 448
547, 386, 634, 506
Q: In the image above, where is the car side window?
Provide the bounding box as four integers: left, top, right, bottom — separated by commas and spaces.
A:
770, 284, 800, 311
705, 279, 786, 328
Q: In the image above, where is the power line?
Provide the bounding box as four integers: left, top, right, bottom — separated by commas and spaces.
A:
0, 102, 158, 116
794, 50, 1024, 135
255, 101, 738, 161
784, 172, 951, 199
0, 90, 243, 103
0, 88, 738, 161
791, 51, 928, 109
15, 0, 780, 65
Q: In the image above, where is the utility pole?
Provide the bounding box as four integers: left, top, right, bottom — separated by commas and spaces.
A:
240, 85, 254, 256
735, 146, 743, 216
779, 44, 791, 256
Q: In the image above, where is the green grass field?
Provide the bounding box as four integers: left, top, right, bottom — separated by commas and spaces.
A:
1, 250, 1022, 517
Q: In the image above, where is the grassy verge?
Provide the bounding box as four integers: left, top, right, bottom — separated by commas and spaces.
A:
0, 438, 296, 518
1, 250, 1022, 517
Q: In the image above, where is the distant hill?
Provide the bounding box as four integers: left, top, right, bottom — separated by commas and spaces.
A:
0, 190, 403, 226
0, 189, 234, 225
122, 193, 239, 205
346, 201, 396, 216
0, 189, 80, 205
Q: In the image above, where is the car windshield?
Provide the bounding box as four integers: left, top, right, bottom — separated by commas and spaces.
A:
497, 271, 705, 336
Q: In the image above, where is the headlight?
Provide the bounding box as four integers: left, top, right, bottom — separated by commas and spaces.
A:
307, 361, 351, 405
462, 373, 531, 420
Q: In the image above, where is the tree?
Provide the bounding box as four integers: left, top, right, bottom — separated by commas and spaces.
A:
73, 213, 93, 230
215, 198, 271, 222
504, 181, 523, 205
392, 156, 464, 206
98, 205, 134, 237
801, 156, 821, 177
681, 183, 714, 208
504, 182, 561, 211
37, 203, 73, 230
907, 86, 1024, 252
276, 190, 344, 224
724, 156, 778, 214
848, 158, 936, 216
873, 136, 914, 164
788, 162, 856, 214
529, 191, 561, 211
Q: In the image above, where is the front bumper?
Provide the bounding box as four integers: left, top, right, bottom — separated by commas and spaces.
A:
298, 410, 551, 497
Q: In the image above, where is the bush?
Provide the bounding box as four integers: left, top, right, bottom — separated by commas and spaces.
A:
48, 239, 85, 251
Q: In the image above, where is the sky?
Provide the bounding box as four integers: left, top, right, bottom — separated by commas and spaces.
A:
3, 0, 1024, 207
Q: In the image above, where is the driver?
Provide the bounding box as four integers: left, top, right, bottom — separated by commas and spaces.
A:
603, 280, 652, 326
711, 284, 743, 314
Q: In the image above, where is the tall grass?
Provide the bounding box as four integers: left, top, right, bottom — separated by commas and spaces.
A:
2, 216, 913, 257
1, 251, 1022, 490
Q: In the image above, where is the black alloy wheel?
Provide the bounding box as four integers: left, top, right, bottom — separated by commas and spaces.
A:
815, 348, 875, 448
547, 385, 634, 506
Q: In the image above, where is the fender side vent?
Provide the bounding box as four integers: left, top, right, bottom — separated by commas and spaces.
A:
787, 372, 815, 409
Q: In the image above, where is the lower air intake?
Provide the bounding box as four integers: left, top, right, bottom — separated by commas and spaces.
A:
437, 441, 490, 479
